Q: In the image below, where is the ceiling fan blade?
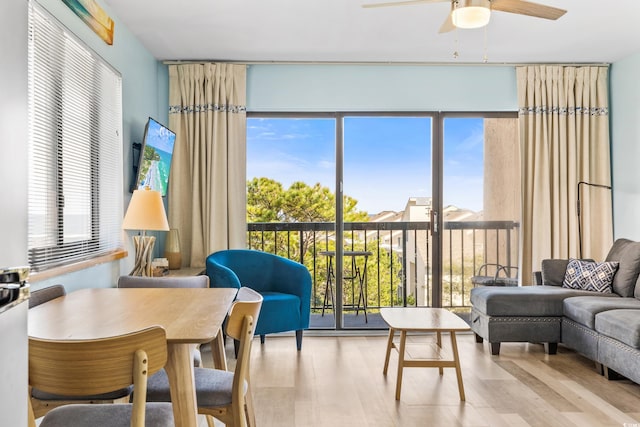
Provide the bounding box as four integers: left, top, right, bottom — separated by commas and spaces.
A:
490, 0, 567, 20
438, 12, 456, 33
362, 0, 446, 9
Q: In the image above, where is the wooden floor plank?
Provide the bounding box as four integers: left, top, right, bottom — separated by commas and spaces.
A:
500, 413, 533, 427
198, 334, 640, 427
559, 379, 640, 426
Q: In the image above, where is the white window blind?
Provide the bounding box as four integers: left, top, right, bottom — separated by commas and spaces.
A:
28, 1, 123, 272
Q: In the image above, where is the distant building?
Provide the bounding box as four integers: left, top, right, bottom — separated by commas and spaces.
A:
361, 118, 521, 306
367, 197, 485, 305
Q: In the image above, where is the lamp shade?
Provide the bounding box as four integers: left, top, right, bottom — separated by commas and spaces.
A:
452, 0, 491, 29
122, 188, 170, 231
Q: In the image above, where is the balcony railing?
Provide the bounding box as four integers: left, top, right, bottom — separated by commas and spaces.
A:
247, 220, 519, 323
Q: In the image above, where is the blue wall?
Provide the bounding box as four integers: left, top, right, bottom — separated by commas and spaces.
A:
247, 64, 517, 111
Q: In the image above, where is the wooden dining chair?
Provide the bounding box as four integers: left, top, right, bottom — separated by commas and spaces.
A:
28, 284, 66, 309
116, 274, 220, 368
146, 286, 263, 427
29, 285, 134, 418
28, 326, 174, 427
117, 275, 209, 289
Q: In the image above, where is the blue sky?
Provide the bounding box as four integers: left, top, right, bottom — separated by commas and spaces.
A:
247, 116, 484, 214
146, 117, 176, 154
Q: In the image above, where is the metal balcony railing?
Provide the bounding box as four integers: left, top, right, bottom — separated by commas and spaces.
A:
247, 220, 519, 318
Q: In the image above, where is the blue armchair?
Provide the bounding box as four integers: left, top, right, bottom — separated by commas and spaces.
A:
206, 249, 311, 350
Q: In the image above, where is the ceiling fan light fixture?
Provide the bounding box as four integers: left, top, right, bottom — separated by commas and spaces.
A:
452, 0, 491, 29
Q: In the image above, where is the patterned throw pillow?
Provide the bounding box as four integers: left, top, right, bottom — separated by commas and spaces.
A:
562, 259, 619, 293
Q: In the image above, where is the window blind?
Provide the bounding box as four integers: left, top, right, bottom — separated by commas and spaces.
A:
28, 1, 123, 272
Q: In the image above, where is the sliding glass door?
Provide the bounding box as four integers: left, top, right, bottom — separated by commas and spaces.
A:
247, 112, 519, 329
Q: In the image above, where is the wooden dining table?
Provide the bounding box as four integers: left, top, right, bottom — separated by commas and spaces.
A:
28, 287, 237, 427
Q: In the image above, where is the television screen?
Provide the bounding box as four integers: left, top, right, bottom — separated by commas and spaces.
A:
134, 117, 176, 197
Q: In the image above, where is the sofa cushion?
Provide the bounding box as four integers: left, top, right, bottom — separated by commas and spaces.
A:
605, 238, 640, 297
541, 259, 569, 287
562, 259, 618, 293
540, 258, 595, 287
470, 286, 612, 317
563, 295, 636, 329
595, 309, 640, 349
635, 274, 640, 300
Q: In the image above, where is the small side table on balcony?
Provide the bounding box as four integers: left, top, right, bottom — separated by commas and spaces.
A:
320, 250, 372, 323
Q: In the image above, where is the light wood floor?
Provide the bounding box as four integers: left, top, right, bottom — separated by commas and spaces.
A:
202, 332, 640, 427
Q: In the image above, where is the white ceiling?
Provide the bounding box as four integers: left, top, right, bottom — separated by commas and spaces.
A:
102, 0, 640, 64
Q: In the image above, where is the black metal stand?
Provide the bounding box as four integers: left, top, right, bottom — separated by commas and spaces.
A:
576, 181, 611, 258
129, 142, 142, 192
320, 251, 371, 323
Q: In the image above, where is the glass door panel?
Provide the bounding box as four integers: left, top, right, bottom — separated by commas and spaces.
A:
246, 116, 337, 329
441, 115, 520, 315
342, 115, 433, 328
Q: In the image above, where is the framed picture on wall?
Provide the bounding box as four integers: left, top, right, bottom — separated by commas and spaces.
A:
62, 0, 114, 45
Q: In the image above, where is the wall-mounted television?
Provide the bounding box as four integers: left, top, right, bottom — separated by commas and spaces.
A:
134, 117, 176, 197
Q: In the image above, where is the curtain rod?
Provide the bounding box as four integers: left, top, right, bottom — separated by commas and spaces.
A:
162, 60, 610, 67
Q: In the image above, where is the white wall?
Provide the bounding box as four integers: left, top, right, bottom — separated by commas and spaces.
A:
0, 2, 29, 425
247, 64, 517, 111
0, 0, 29, 269
611, 52, 640, 241
1, 0, 168, 292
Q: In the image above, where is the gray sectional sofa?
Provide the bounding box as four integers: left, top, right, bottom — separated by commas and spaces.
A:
470, 238, 640, 384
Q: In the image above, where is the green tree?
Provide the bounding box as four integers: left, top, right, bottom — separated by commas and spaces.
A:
247, 177, 284, 222
247, 177, 404, 311
247, 178, 368, 258
248, 177, 368, 223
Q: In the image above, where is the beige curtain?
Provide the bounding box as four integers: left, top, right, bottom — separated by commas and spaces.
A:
168, 63, 247, 268
517, 66, 613, 283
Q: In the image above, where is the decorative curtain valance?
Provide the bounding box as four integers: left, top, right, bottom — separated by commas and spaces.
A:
168, 63, 247, 267
517, 65, 612, 283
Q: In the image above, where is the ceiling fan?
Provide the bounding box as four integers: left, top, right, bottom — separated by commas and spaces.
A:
362, 0, 567, 33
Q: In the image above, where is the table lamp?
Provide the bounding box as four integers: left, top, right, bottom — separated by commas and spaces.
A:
122, 187, 170, 276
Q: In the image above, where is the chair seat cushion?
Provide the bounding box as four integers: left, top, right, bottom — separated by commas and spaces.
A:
39, 402, 174, 427
256, 291, 302, 335
31, 385, 133, 401
146, 368, 247, 408
471, 276, 518, 287
193, 347, 202, 367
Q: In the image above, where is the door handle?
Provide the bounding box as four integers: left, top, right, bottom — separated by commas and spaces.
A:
430, 210, 438, 234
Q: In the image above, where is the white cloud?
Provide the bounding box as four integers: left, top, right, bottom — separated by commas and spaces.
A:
317, 160, 334, 169
458, 126, 484, 151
